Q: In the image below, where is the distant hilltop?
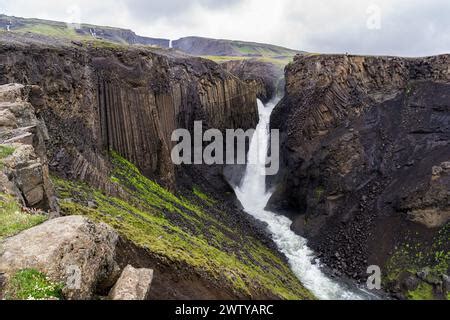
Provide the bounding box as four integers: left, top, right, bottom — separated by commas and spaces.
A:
172, 36, 301, 57
0, 14, 303, 62
0, 14, 169, 47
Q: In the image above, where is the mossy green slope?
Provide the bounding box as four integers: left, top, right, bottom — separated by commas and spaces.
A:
54, 151, 314, 300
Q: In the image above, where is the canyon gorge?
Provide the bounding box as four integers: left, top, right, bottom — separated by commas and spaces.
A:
0, 15, 448, 301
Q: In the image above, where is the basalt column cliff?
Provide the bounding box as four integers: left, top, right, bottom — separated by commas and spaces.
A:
0, 34, 257, 191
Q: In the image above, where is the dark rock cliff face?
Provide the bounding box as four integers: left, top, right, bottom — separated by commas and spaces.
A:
268, 54, 450, 297
222, 59, 284, 102
0, 34, 258, 193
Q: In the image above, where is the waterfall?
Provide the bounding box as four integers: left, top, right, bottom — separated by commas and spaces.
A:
234, 99, 376, 300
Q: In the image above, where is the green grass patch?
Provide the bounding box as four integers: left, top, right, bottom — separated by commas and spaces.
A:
407, 282, 434, 300
4, 269, 63, 300
82, 39, 129, 50
0, 193, 47, 240
0, 145, 15, 158
53, 151, 314, 300
15, 23, 84, 40
0, 144, 15, 169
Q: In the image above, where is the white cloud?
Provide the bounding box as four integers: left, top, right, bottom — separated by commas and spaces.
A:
0, 0, 449, 56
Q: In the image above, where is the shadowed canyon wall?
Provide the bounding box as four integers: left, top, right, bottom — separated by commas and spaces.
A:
222, 59, 285, 103
269, 54, 450, 299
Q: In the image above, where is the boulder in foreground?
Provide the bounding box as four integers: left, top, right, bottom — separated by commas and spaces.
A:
0, 216, 119, 299
109, 265, 154, 300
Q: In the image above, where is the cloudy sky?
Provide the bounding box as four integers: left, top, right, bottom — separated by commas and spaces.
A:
1, 0, 449, 56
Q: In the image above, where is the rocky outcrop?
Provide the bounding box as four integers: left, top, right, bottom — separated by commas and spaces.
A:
0, 216, 120, 299
268, 54, 450, 297
108, 265, 153, 300
0, 33, 258, 193
401, 161, 450, 228
0, 83, 57, 212
222, 59, 284, 102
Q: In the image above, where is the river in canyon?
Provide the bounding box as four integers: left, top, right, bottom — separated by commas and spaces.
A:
234, 99, 378, 300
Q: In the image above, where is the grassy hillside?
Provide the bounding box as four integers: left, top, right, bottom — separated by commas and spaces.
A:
54, 151, 314, 300
0, 14, 167, 46
229, 39, 299, 56
0, 15, 301, 68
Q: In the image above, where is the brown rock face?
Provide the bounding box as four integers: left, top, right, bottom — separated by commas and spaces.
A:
268, 54, 450, 290
0, 35, 258, 192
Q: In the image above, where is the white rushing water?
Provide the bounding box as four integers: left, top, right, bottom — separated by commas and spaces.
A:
234, 99, 375, 300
